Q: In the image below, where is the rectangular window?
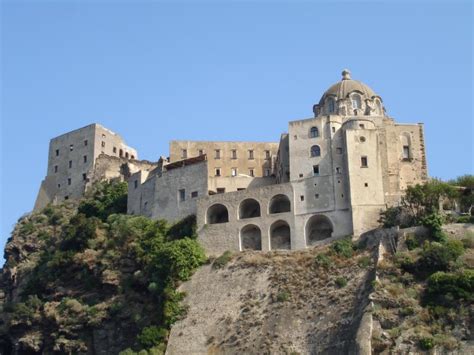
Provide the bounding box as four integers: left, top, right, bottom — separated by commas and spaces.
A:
84, 140, 88, 146
217, 188, 225, 194
57, 184, 61, 189
68, 160, 72, 168
402, 145, 410, 160
191, 191, 198, 198
300, 195, 305, 201
265, 150, 270, 159
55, 149, 59, 156
83, 155, 87, 163
315, 194, 319, 199
361, 156, 368, 167
101, 141, 106, 148
113, 147, 117, 154
182, 149, 187, 159
215, 149, 221, 159
198, 149, 204, 156
82, 173, 87, 181
237, 188, 246, 191
336, 147, 343, 154
231, 149, 237, 159
248, 150, 254, 159
64, 195, 69, 200
134, 180, 138, 189
68, 178, 71, 185
215, 168, 221, 176
335, 167, 341, 174
69, 144, 74, 151
231, 168, 237, 177
364, 182, 369, 187
332, 127, 336, 133
54, 165, 58, 173
359, 124, 365, 129
249, 168, 254, 177
313, 165, 320, 175
179, 189, 186, 202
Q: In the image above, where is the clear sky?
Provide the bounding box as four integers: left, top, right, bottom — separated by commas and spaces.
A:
1, 1, 473, 262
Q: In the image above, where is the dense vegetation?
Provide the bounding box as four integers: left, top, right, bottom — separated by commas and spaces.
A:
2, 181, 206, 354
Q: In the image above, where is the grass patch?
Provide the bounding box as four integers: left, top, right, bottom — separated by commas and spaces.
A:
335, 276, 347, 288
212, 251, 232, 269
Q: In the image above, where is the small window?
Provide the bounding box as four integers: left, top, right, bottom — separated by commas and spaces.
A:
328, 98, 335, 113
360, 136, 366, 142
248, 150, 254, 160
198, 149, 204, 156
338, 180, 341, 184
131, 155, 135, 159
64, 195, 69, 200
215, 168, 221, 176
101, 141, 105, 148
332, 127, 336, 133
231, 168, 237, 177
402, 145, 410, 160
113, 147, 117, 154
82, 173, 87, 181
299, 173, 304, 178
313, 165, 320, 175
179, 189, 186, 202
84, 140, 88, 146
217, 188, 225, 194
57, 184, 61, 188
264, 169, 271, 177
335, 167, 341, 174
68, 178, 71, 185
125, 152, 129, 159
54, 165, 58, 173
231, 149, 237, 159
144, 201, 148, 208
237, 188, 246, 191
83, 155, 87, 163
310, 145, 321, 157
310, 127, 319, 138
336, 147, 343, 154
294, 135, 298, 140
352, 94, 362, 109
341, 194, 344, 198
191, 191, 198, 198
134, 180, 138, 189
364, 182, 368, 187
359, 124, 365, 129
361, 156, 368, 168
300, 195, 305, 201
102, 134, 106, 138
68, 160, 72, 168
69, 144, 74, 151
215, 149, 221, 159
119, 149, 123, 157
315, 194, 319, 199
55, 149, 59, 156
249, 168, 255, 177
182, 149, 187, 159
265, 150, 271, 159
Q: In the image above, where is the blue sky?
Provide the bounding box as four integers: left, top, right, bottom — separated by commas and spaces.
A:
1, 1, 472, 261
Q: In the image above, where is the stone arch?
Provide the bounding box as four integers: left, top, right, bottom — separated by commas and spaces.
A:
206, 204, 229, 224
270, 220, 291, 250
269, 194, 291, 214
239, 198, 261, 219
305, 214, 333, 246
240, 224, 262, 251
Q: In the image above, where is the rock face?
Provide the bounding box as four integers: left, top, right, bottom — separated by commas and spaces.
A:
166, 248, 376, 354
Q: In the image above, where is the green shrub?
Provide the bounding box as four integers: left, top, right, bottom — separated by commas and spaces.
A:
276, 290, 290, 302
163, 287, 186, 326
426, 270, 474, 305
457, 215, 474, 224
12, 295, 43, 322
405, 234, 420, 250
421, 213, 448, 242
137, 326, 168, 349
419, 240, 464, 273
461, 232, 474, 248
331, 237, 354, 258
78, 181, 128, 221
357, 256, 372, 268
314, 253, 332, 269
335, 277, 348, 288
419, 337, 434, 350
166, 215, 197, 241
60, 214, 98, 251
212, 251, 233, 269
19, 221, 36, 236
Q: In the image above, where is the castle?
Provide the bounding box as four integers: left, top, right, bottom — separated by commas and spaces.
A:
34, 70, 428, 255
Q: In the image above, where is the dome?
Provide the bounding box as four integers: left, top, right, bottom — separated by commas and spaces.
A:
314, 69, 385, 117
319, 69, 378, 105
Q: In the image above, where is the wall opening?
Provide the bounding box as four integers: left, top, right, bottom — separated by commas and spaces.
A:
239, 198, 261, 219
207, 204, 229, 224
270, 220, 291, 250
269, 194, 291, 214
240, 224, 262, 251
306, 215, 333, 246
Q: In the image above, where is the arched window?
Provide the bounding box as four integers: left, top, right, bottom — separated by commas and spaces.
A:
306, 215, 333, 246
310, 145, 321, 157
240, 224, 262, 251
270, 220, 291, 250
269, 194, 291, 214
375, 99, 383, 115
310, 127, 319, 138
328, 98, 335, 113
206, 204, 229, 224
239, 199, 261, 219
351, 94, 362, 109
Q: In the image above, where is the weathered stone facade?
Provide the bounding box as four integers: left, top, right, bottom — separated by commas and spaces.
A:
34, 70, 428, 256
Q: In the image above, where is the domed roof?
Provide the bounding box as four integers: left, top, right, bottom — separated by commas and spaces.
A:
319, 69, 378, 105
